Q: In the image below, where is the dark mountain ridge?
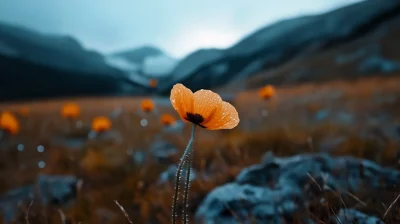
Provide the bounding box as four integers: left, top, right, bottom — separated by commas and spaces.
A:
159, 0, 400, 93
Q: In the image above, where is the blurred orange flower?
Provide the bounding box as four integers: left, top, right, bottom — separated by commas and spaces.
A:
141, 99, 155, 113
92, 116, 112, 132
61, 103, 80, 119
170, 83, 239, 130
149, 79, 158, 88
0, 111, 20, 135
258, 85, 276, 100
19, 107, 30, 117
160, 114, 176, 126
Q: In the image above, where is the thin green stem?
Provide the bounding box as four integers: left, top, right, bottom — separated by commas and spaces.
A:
172, 124, 196, 224
183, 145, 194, 224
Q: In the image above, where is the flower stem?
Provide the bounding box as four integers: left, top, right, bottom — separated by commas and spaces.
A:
183, 144, 194, 224
172, 124, 196, 224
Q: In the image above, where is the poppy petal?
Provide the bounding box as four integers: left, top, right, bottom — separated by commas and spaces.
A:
170, 84, 194, 121
203, 102, 239, 130
193, 89, 222, 122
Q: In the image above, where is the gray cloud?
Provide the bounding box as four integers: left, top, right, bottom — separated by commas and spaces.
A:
0, 0, 363, 58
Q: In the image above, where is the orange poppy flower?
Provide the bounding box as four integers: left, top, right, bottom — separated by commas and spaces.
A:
61, 103, 80, 119
141, 99, 155, 113
19, 107, 30, 117
0, 111, 20, 135
160, 114, 176, 126
258, 85, 276, 100
92, 116, 112, 132
170, 83, 239, 130
149, 79, 158, 88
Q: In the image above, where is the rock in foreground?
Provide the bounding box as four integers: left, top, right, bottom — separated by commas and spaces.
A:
196, 153, 397, 223
0, 174, 78, 223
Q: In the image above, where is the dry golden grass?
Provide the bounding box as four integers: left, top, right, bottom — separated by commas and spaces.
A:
0, 76, 400, 223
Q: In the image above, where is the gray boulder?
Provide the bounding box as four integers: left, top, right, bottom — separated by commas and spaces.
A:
358, 55, 400, 73
196, 153, 396, 223
332, 209, 384, 224
158, 164, 196, 185
150, 140, 178, 164
0, 174, 78, 223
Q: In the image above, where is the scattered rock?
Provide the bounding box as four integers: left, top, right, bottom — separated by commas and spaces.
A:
52, 126, 91, 149
109, 106, 123, 119
332, 209, 384, 224
150, 140, 178, 164
0, 174, 78, 223
314, 109, 329, 121
130, 150, 146, 166
162, 120, 185, 133
395, 126, 400, 138
335, 111, 354, 124
37, 174, 78, 205
335, 49, 367, 64
52, 136, 86, 149
158, 165, 196, 185
358, 55, 400, 73
0, 186, 34, 223
87, 130, 123, 145
196, 153, 396, 223
261, 151, 275, 164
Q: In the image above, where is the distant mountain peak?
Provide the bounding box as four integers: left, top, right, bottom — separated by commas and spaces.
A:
112, 45, 167, 63
108, 45, 178, 77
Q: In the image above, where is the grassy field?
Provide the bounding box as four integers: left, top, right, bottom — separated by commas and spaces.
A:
1, 76, 400, 223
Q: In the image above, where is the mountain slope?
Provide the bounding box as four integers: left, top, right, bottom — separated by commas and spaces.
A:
0, 23, 146, 101
0, 23, 118, 74
0, 55, 139, 102
166, 48, 224, 84
243, 12, 400, 90
160, 0, 400, 93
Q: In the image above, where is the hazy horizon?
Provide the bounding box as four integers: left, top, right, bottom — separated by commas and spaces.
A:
0, 0, 363, 58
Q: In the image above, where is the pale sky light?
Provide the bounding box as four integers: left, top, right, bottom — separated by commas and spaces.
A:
0, 0, 364, 58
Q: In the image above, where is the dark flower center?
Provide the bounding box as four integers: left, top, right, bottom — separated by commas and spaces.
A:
185, 112, 206, 128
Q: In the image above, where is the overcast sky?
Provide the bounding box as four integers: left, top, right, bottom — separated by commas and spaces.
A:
0, 0, 363, 58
